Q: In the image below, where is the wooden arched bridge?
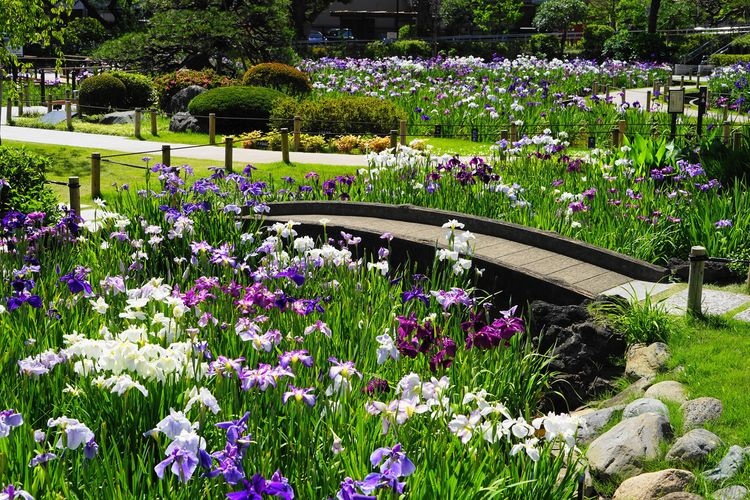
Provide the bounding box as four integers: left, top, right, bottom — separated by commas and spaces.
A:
264, 202, 673, 306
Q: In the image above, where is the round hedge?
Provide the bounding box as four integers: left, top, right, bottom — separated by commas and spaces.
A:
270, 95, 406, 136
153, 69, 234, 111
108, 71, 154, 109
78, 74, 127, 114
242, 63, 311, 96
0, 146, 58, 217
187, 86, 287, 134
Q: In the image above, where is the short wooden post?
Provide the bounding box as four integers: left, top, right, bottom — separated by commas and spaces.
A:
618, 119, 626, 143
68, 176, 81, 216
604, 85, 609, 98
91, 152, 101, 199
6, 98, 12, 125
208, 113, 216, 144
16, 97, 22, 117
281, 128, 290, 164
65, 99, 72, 131
47, 99, 52, 113
620, 87, 626, 105
733, 130, 742, 150
663, 84, 669, 101
646, 90, 651, 112
652, 80, 659, 95
23, 85, 29, 108
293, 115, 301, 151
723, 121, 730, 144
162, 144, 171, 167
150, 110, 157, 136
390, 129, 398, 149
134, 108, 142, 138
680, 75, 685, 89
225, 137, 233, 172
510, 122, 518, 142
500, 129, 508, 141
399, 119, 407, 146
687, 246, 706, 317
722, 107, 728, 123
611, 127, 620, 148
696, 73, 701, 87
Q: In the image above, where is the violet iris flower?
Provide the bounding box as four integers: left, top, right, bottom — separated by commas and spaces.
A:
282, 385, 316, 407
154, 446, 200, 483
0, 410, 23, 438
59, 266, 93, 295
227, 471, 294, 500
1, 484, 34, 500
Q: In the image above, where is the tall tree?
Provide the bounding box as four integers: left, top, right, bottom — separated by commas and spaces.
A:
440, 0, 523, 35
0, 0, 73, 66
533, 0, 588, 53
647, 0, 661, 33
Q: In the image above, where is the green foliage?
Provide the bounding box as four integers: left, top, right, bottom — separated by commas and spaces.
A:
441, 41, 510, 59
0, 0, 72, 66
108, 71, 155, 109
91, 32, 150, 69
60, 17, 108, 55
0, 146, 58, 216
270, 95, 406, 136
242, 63, 312, 96
366, 40, 432, 58
729, 34, 750, 54
591, 295, 674, 345
78, 73, 127, 114
622, 133, 679, 178
153, 69, 234, 111
603, 30, 667, 60
188, 85, 287, 134
398, 24, 417, 39
528, 34, 561, 59
708, 54, 750, 66
583, 24, 615, 59
533, 0, 588, 34
439, 0, 522, 34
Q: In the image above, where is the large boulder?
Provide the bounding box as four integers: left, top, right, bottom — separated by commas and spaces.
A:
99, 111, 135, 125
587, 412, 673, 480
170, 85, 207, 114
169, 112, 202, 133
645, 381, 689, 405
574, 407, 619, 444
530, 300, 627, 410
622, 398, 669, 419
703, 445, 747, 483
712, 485, 749, 500
666, 429, 722, 464
681, 397, 723, 430
626, 342, 670, 380
657, 493, 704, 500
613, 469, 695, 500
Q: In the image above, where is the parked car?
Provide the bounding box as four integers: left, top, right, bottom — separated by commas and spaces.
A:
307, 30, 326, 44
326, 28, 355, 41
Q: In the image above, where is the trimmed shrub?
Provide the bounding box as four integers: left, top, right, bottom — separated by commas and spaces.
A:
709, 54, 750, 66
603, 31, 668, 61
582, 24, 615, 59
153, 69, 234, 111
528, 34, 560, 58
0, 146, 58, 217
242, 63, 312, 96
108, 71, 155, 109
188, 86, 287, 134
270, 95, 406, 136
78, 73, 127, 114
366, 40, 433, 59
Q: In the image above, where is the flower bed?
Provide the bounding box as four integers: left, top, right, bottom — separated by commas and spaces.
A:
0, 165, 584, 498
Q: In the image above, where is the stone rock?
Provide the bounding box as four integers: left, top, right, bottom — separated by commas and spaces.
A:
587, 412, 673, 480
666, 429, 722, 463
170, 85, 206, 113
657, 494, 704, 500
40, 109, 75, 125
529, 300, 627, 410
645, 381, 689, 404
668, 257, 737, 285
169, 112, 202, 133
613, 469, 695, 500
626, 342, 670, 380
99, 111, 135, 124
657, 493, 704, 500
575, 407, 620, 444
712, 485, 749, 500
600, 377, 653, 408
703, 445, 747, 483
622, 398, 670, 419
681, 397, 723, 430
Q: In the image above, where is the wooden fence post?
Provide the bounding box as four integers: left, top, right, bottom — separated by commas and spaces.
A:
91, 152, 101, 199
16, 97, 22, 118
723, 121, 730, 144
646, 90, 651, 112
510, 122, 518, 142
618, 119, 626, 144
65, 99, 72, 131
733, 130, 742, 150
722, 107, 728, 123
6, 98, 12, 125
390, 129, 398, 150
162, 144, 171, 167
399, 119, 407, 146
281, 128, 290, 164
687, 246, 706, 317
293, 115, 301, 151
611, 127, 620, 148
209, 113, 216, 144
68, 176, 81, 216
225, 137, 233, 173
134, 108, 142, 138
150, 110, 157, 136
620, 87, 626, 105
500, 129, 508, 141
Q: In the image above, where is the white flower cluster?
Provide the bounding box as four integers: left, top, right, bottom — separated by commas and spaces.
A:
438, 220, 475, 275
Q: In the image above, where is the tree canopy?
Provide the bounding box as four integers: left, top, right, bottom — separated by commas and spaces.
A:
0, 0, 73, 66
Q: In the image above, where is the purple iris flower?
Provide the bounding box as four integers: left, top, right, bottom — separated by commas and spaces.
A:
216, 412, 251, 445
282, 385, 316, 407
154, 446, 200, 483
84, 437, 99, 460
59, 266, 93, 295
715, 219, 733, 228
227, 471, 294, 500
401, 286, 429, 306
337, 478, 376, 500
370, 443, 416, 477
0, 409, 23, 438
278, 350, 313, 369
210, 442, 246, 485
29, 452, 57, 467
1, 484, 34, 500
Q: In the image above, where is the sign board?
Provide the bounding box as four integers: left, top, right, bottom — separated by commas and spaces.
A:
471, 127, 478, 142
668, 89, 685, 114
434, 124, 442, 138
587, 136, 596, 149
386, 32, 397, 40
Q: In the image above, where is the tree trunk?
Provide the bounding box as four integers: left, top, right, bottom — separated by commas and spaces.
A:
647, 0, 661, 33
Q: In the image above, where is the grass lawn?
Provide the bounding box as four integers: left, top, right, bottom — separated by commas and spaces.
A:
3, 140, 359, 205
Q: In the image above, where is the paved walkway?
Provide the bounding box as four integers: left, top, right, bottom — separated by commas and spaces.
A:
0, 107, 368, 167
